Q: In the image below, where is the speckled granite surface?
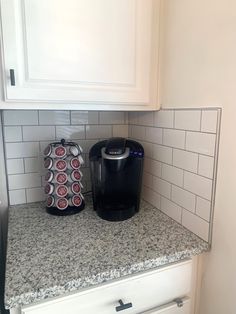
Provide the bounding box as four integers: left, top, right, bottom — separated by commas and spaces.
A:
5, 199, 209, 309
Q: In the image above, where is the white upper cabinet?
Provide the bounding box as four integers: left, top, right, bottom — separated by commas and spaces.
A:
0, 0, 161, 110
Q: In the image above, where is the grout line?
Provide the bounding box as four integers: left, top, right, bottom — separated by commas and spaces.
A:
200, 109, 203, 131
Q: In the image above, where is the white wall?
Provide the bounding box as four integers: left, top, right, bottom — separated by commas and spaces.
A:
161, 1, 236, 313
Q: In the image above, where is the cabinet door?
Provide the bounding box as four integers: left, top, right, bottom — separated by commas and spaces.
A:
141, 297, 190, 314
0, 0, 161, 110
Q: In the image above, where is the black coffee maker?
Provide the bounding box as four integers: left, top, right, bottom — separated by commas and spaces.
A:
89, 137, 144, 221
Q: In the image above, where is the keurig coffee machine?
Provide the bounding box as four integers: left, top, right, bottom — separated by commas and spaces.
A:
89, 137, 144, 221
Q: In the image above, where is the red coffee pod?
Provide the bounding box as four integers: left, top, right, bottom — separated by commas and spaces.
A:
45, 171, 54, 183
71, 182, 81, 194
70, 157, 80, 170
55, 172, 67, 184
71, 195, 82, 207
54, 146, 66, 158
55, 185, 68, 197
44, 144, 52, 157
46, 195, 55, 207
44, 157, 53, 169
71, 170, 82, 181
44, 183, 54, 195
55, 159, 67, 172
56, 198, 68, 210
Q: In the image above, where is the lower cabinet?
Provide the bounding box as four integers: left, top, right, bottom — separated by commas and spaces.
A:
13, 260, 194, 314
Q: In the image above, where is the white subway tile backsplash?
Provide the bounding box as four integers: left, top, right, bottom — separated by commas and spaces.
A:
163, 129, 185, 149
3, 110, 38, 125
86, 125, 112, 139
153, 144, 172, 164
184, 172, 212, 200
186, 132, 216, 156
143, 172, 153, 188
9, 189, 26, 205
153, 177, 171, 199
56, 125, 85, 140
8, 173, 41, 190
174, 110, 201, 131
171, 186, 196, 212
39, 111, 70, 125
24, 157, 40, 173
130, 125, 146, 141
201, 110, 218, 133
4, 126, 22, 142
113, 125, 129, 138
26, 187, 45, 203
154, 110, 174, 128
6, 142, 39, 158
162, 164, 184, 187
142, 186, 161, 209
7, 159, 24, 175
100, 112, 125, 125
71, 111, 99, 125
137, 112, 154, 126
23, 126, 55, 141
144, 158, 162, 177
128, 112, 139, 125
173, 149, 198, 173
198, 155, 214, 179
196, 197, 211, 221
161, 197, 182, 223
146, 127, 162, 144
182, 209, 209, 242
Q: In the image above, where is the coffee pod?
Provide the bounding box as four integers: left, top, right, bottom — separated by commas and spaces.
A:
69, 182, 81, 194
54, 159, 67, 172
45, 171, 54, 183
45, 183, 54, 195
69, 194, 83, 207
43, 144, 52, 157
46, 195, 55, 207
54, 172, 68, 184
55, 198, 68, 210
55, 184, 68, 198
44, 157, 53, 170
69, 145, 80, 157
70, 170, 83, 181
53, 145, 67, 158
69, 157, 81, 170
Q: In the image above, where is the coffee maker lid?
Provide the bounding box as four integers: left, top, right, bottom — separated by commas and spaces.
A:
105, 137, 126, 156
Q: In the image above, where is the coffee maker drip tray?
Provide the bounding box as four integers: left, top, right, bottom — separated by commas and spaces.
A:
96, 195, 136, 221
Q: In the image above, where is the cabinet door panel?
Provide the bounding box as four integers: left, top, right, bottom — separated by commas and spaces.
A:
1, 0, 161, 109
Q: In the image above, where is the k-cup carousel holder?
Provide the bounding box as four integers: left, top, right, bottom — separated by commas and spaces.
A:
43, 139, 85, 216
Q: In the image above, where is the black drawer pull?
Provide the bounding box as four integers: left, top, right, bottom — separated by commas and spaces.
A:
10, 69, 15, 86
115, 299, 133, 312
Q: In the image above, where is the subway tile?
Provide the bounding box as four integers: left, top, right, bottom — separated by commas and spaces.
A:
139, 141, 153, 158
6, 159, 24, 175
9, 189, 26, 205
174, 110, 201, 131
39, 111, 70, 125
23, 126, 55, 141
99, 112, 125, 124
128, 112, 139, 125
143, 172, 153, 189
71, 111, 99, 125
113, 125, 129, 138
4, 126, 22, 142
186, 132, 216, 156
24, 157, 40, 173
144, 158, 162, 177
182, 209, 209, 242
201, 110, 218, 133
154, 110, 174, 128
196, 197, 211, 221
173, 149, 198, 173
198, 155, 214, 179
26, 187, 45, 203
130, 125, 146, 141
142, 186, 161, 209
137, 112, 154, 126
163, 129, 185, 149
184, 172, 212, 200
162, 164, 184, 187
86, 125, 112, 139
171, 186, 196, 212
8, 173, 41, 190
153, 144, 172, 164
145, 127, 162, 144
77, 140, 98, 153
3, 110, 38, 125
161, 197, 182, 223
5, 142, 39, 159
153, 177, 171, 199
56, 126, 85, 140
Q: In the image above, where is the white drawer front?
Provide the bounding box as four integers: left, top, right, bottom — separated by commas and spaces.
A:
141, 297, 190, 314
22, 260, 192, 314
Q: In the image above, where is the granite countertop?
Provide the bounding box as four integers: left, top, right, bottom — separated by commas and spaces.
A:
5, 199, 209, 309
